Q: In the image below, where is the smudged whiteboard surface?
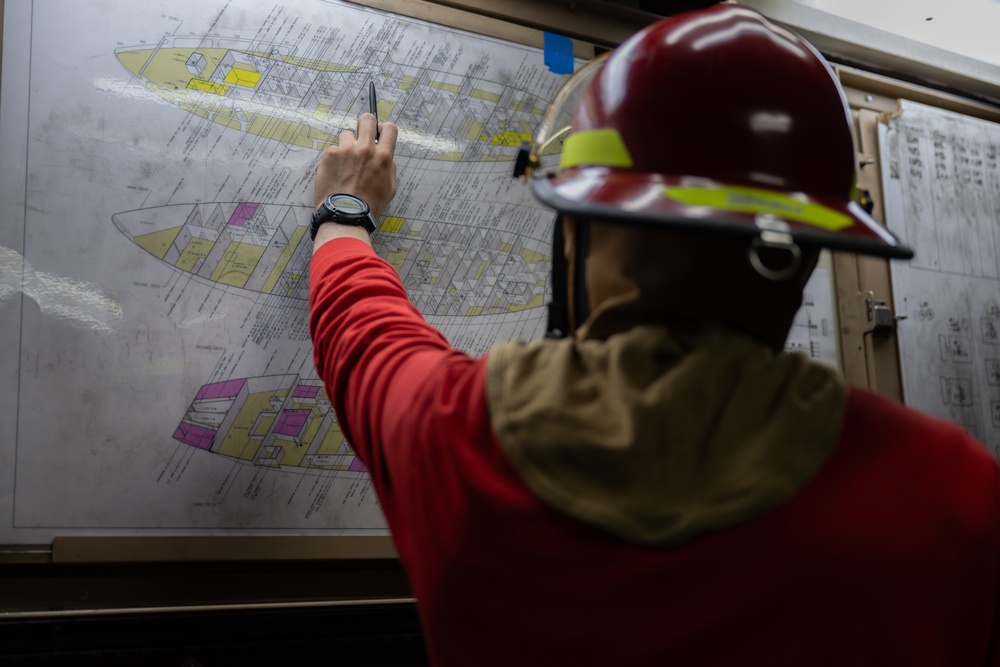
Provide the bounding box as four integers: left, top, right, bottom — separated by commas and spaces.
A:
879, 100, 1000, 457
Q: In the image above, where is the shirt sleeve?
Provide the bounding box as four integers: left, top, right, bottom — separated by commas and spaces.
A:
308, 237, 482, 493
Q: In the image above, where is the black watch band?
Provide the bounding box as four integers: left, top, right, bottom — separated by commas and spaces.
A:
310, 193, 378, 240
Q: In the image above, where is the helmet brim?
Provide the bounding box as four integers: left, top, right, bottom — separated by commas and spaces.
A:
532, 167, 914, 260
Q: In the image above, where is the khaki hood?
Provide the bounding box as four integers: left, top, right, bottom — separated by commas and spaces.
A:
486, 325, 846, 547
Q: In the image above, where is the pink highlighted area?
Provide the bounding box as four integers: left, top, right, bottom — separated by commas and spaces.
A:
228, 202, 259, 227
174, 422, 215, 449
195, 379, 246, 400
292, 385, 321, 399
274, 408, 311, 437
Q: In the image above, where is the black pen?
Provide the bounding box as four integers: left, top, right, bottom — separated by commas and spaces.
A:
369, 79, 379, 142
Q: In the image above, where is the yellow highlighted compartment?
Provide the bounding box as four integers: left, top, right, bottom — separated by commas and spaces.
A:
507, 294, 545, 312
471, 89, 501, 102
218, 389, 289, 460
313, 104, 332, 121
385, 248, 410, 271
519, 248, 548, 263
176, 237, 215, 272
275, 436, 309, 467
307, 126, 339, 145
135, 226, 182, 260
252, 415, 276, 437
209, 241, 266, 288
213, 114, 242, 130
376, 100, 397, 120
463, 120, 485, 141
261, 226, 308, 294
430, 81, 462, 93
247, 115, 314, 148
316, 423, 344, 457
224, 63, 261, 87
380, 216, 405, 234
117, 50, 154, 79
491, 131, 532, 147
188, 79, 230, 95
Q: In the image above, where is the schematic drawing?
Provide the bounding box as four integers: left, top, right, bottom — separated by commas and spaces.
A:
174, 374, 365, 473
940, 334, 973, 363
988, 359, 1000, 385
115, 35, 548, 160
941, 376, 975, 407
983, 317, 1000, 344
113, 202, 550, 316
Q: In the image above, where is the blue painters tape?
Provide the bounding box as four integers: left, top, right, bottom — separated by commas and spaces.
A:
543, 32, 574, 75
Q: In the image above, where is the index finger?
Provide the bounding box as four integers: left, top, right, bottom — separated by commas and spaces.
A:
376, 122, 399, 155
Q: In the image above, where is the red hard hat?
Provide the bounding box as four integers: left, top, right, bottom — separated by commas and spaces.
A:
529, 4, 913, 259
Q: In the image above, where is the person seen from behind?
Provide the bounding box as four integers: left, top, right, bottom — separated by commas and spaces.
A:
308, 4, 1000, 665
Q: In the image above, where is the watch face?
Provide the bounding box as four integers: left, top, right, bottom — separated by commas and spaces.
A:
327, 194, 366, 215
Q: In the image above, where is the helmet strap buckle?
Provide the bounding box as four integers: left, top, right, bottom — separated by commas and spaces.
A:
748, 214, 802, 281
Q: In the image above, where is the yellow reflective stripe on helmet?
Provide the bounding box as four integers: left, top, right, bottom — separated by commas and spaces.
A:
662, 186, 852, 231
559, 129, 634, 170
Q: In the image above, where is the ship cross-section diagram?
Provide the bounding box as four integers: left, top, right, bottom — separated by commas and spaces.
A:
174, 374, 366, 473
113, 202, 551, 316
115, 35, 549, 160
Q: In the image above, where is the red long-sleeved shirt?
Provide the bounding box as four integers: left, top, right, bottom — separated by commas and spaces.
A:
310, 237, 1000, 666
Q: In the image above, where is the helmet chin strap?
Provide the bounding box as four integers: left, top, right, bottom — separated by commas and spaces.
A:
572, 219, 592, 331
545, 215, 591, 339
545, 214, 569, 339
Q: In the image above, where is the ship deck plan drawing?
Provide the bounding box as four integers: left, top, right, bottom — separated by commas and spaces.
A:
0, 0, 572, 544
114, 33, 547, 161
112, 202, 550, 319
880, 101, 1000, 456
174, 375, 366, 474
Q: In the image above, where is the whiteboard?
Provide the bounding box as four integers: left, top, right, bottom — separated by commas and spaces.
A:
0, 0, 576, 545
0, 0, 841, 546
879, 100, 1000, 457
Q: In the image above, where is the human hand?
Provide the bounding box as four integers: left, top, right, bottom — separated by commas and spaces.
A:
314, 113, 398, 219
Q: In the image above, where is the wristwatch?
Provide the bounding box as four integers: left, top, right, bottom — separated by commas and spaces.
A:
310, 193, 378, 240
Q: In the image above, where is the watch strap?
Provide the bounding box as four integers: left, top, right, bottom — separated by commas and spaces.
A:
310, 199, 378, 240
